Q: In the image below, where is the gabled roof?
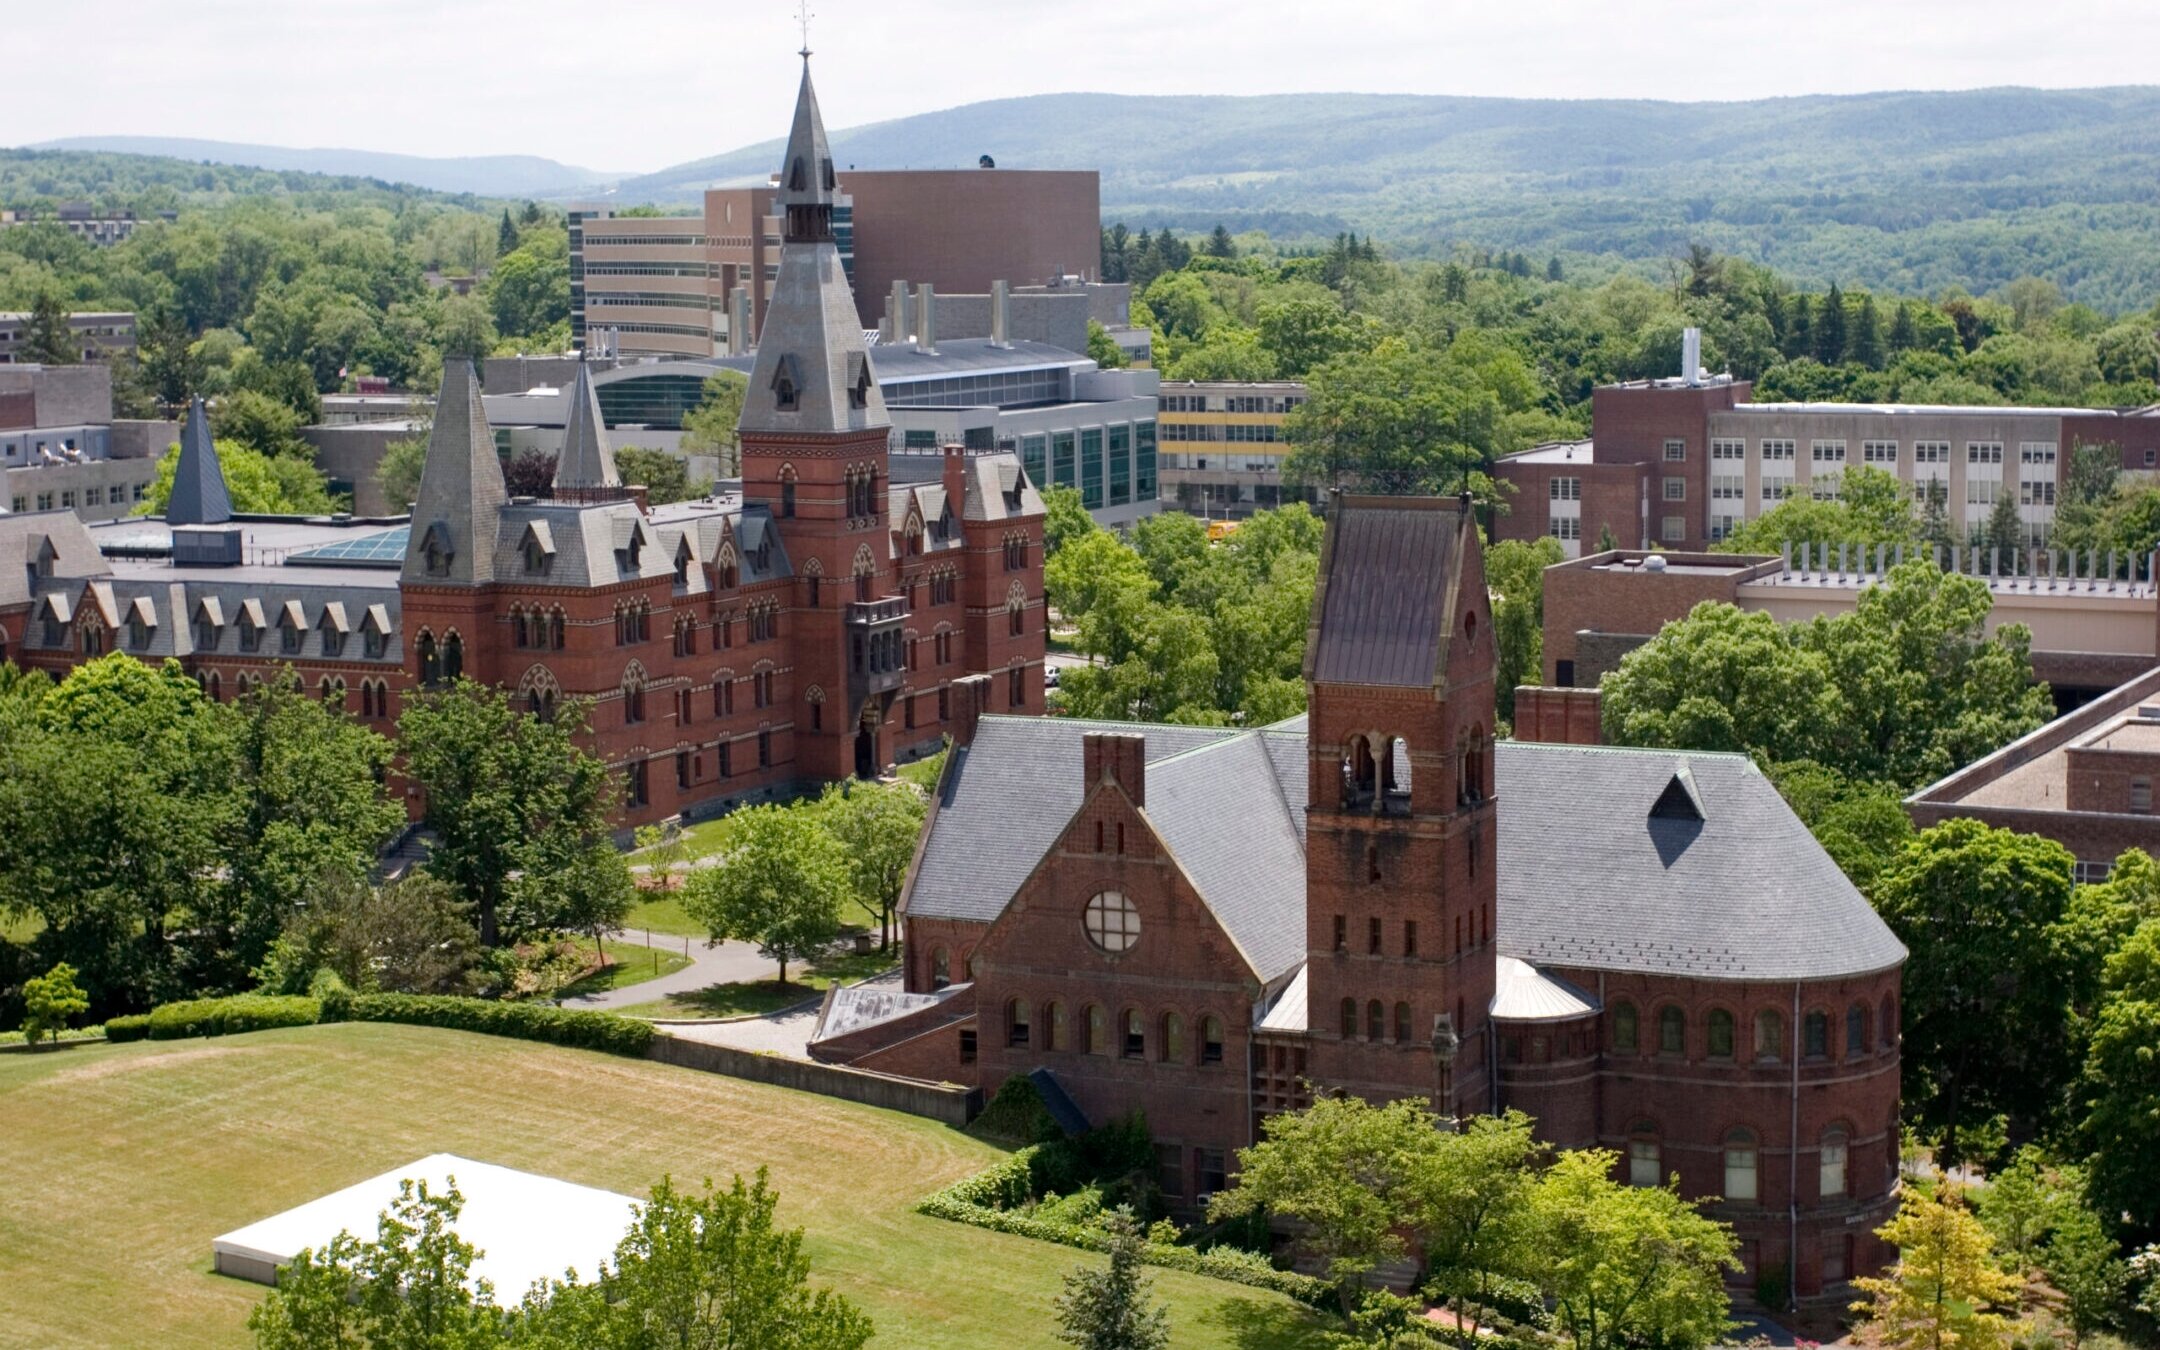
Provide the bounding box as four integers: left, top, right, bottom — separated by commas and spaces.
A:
905, 717, 1308, 984
960, 454, 1043, 523
167, 397, 233, 527
552, 360, 620, 495
403, 359, 506, 585
1306, 495, 1472, 689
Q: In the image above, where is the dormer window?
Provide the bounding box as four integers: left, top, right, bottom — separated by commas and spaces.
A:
525, 540, 547, 573
771, 355, 801, 413
848, 356, 872, 410
420, 523, 453, 578
196, 617, 220, 651
674, 543, 692, 587
822, 157, 836, 190
128, 615, 150, 649
788, 156, 807, 192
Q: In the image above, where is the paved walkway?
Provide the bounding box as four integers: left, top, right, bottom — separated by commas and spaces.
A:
558, 928, 778, 1011
660, 968, 905, 1061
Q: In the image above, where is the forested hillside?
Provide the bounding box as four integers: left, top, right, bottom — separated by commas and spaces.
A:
626, 85, 2160, 310
28, 137, 609, 198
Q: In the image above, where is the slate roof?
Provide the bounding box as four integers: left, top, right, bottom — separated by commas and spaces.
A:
403, 360, 507, 585
907, 714, 1906, 1001
905, 716, 1309, 984
167, 397, 233, 527
1494, 743, 1907, 982
1306, 495, 1469, 689
552, 360, 620, 494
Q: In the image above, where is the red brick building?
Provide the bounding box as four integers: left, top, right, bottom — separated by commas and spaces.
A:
0, 62, 1046, 828
817, 493, 1907, 1303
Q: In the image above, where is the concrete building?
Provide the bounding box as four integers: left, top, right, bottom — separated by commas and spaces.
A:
0, 58, 1048, 831
816, 494, 1906, 1304
0, 311, 137, 364
1494, 332, 2160, 556
1, 365, 173, 522
0, 204, 165, 248
1539, 546, 2160, 705
1155, 379, 1313, 516
1908, 666, 2160, 882
572, 169, 1101, 359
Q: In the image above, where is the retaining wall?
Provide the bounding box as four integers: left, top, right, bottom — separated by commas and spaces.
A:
646, 1032, 979, 1126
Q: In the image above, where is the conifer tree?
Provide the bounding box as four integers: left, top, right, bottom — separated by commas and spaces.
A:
1888, 300, 1920, 354
1053, 1214, 1170, 1350
1815, 282, 1848, 365
20, 292, 77, 365
1206, 223, 1235, 258
1851, 292, 1884, 369
497, 209, 518, 256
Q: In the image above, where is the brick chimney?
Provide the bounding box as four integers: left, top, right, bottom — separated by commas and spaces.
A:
942, 442, 966, 507
1082, 731, 1146, 806
949, 673, 992, 747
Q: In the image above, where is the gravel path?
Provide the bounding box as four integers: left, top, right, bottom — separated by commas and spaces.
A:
557, 928, 779, 1011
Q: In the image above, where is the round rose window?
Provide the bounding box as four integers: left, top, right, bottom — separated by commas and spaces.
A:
1084, 890, 1140, 953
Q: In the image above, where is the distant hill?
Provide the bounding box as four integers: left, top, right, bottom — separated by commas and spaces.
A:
617, 86, 2160, 310
25, 136, 613, 199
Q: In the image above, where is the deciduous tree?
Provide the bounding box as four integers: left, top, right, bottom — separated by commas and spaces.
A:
19, 962, 88, 1047
1526, 1150, 1739, 1350
1852, 1186, 2021, 1350
815, 781, 926, 951
680, 805, 849, 984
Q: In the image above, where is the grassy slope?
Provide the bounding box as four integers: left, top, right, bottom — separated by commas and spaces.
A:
553, 938, 693, 998
0, 1025, 1332, 1349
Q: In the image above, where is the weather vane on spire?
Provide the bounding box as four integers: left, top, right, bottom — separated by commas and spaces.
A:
795, 0, 813, 58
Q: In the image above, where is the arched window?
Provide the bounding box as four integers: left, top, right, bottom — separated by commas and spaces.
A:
1394, 1001, 1412, 1042
1122, 1009, 1145, 1059
417, 631, 440, 686
1658, 1006, 1685, 1055
1046, 1001, 1066, 1052
1755, 1009, 1784, 1062
1820, 1126, 1849, 1197
1366, 999, 1385, 1041
1847, 1003, 1869, 1056
1613, 1001, 1639, 1052
1880, 994, 1897, 1049
1161, 1012, 1185, 1063
1085, 1005, 1107, 1056
1200, 1014, 1224, 1065
1007, 999, 1030, 1048
930, 947, 950, 988
549, 608, 566, 650
443, 632, 464, 681
1804, 1009, 1830, 1059
622, 666, 646, 724
1339, 997, 1357, 1038
1628, 1122, 1662, 1187
1707, 1009, 1735, 1059
1723, 1128, 1759, 1202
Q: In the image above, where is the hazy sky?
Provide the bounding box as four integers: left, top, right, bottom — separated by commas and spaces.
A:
14, 0, 2160, 174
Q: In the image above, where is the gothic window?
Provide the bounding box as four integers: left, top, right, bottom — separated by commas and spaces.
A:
417, 631, 439, 686
848, 356, 871, 410
772, 356, 801, 412
442, 632, 463, 681
780, 470, 796, 518
549, 608, 566, 650
788, 155, 807, 192
1007, 581, 1026, 637
625, 758, 649, 809
622, 666, 646, 724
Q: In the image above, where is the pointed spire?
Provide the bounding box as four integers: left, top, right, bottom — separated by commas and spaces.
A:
552, 358, 620, 498
168, 396, 233, 526
776, 56, 837, 228
739, 54, 886, 439
402, 356, 508, 585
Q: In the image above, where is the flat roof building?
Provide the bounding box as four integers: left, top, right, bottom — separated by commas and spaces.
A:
1155, 379, 1313, 518
572, 169, 1102, 360
0, 311, 137, 364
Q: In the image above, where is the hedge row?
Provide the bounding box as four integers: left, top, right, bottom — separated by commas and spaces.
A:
916, 1149, 1333, 1307
148, 995, 320, 1040
104, 991, 653, 1058
338, 994, 654, 1057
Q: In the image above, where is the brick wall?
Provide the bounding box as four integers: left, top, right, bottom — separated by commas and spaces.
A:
1512, 685, 1602, 744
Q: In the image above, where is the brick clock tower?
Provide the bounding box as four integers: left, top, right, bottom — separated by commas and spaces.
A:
1301, 495, 1498, 1118
738, 54, 904, 782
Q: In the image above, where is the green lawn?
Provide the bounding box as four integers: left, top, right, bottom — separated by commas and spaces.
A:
623, 890, 707, 938
613, 947, 899, 1020
0, 1026, 1334, 1349
553, 938, 693, 999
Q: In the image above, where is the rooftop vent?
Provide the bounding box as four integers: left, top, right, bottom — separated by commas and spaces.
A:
170, 525, 243, 568
2138, 704, 2160, 721
1643, 554, 1668, 572
1649, 767, 1704, 822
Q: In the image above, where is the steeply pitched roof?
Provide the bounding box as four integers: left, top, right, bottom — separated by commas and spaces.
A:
737, 59, 888, 438
552, 360, 620, 495
905, 717, 1308, 984
1306, 495, 1471, 689
403, 359, 507, 586
167, 396, 233, 526
1494, 742, 1907, 981
908, 711, 1905, 995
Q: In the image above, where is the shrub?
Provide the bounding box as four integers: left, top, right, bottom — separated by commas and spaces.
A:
147, 995, 321, 1040
970, 1074, 1063, 1145
104, 1014, 150, 1042
343, 993, 653, 1057
917, 1151, 1333, 1307
309, 968, 353, 1022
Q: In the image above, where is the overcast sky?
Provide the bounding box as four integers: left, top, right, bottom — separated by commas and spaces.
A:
14, 0, 2160, 175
